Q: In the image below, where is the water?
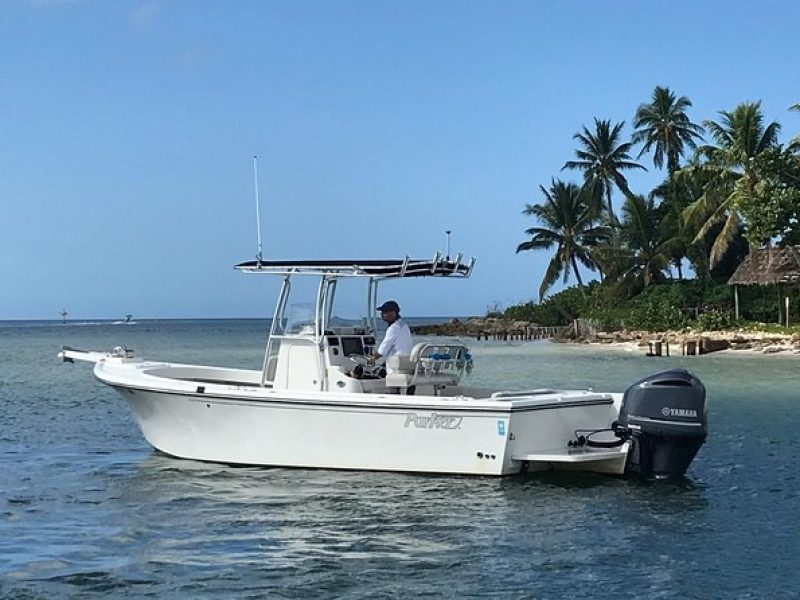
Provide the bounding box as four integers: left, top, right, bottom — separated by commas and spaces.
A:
1, 320, 798, 598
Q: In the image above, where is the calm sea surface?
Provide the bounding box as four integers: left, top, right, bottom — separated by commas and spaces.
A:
1, 319, 798, 598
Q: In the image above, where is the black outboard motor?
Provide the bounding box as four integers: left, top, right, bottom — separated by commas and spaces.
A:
616, 369, 707, 479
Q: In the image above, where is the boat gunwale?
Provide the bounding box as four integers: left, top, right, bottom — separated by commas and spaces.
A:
102, 381, 615, 414
94, 359, 617, 413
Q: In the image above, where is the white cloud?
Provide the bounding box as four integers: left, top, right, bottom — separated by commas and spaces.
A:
28, 0, 90, 5
129, 0, 162, 29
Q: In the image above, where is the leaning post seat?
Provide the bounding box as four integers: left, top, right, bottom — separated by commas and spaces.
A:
385, 342, 472, 390
385, 355, 416, 388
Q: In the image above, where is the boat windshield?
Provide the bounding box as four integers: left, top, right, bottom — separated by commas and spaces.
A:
270, 276, 386, 341
284, 303, 316, 334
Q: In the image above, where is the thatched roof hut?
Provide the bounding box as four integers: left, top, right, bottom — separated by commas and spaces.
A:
728, 246, 800, 286
727, 246, 800, 321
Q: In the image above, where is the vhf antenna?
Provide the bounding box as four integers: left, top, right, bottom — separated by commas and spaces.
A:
253, 155, 263, 264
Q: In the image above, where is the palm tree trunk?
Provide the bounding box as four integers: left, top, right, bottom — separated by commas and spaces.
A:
571, 256, 584, 287
667, 166, 684, 281
606, 186, 616, 223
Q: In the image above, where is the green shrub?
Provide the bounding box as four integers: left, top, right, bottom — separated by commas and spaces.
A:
737, 285, 799, 324
701, 282, 736, 309
633, 280, 731, 314
502, 285, 594, 326
627, 297, 689, 331
581, 304, 628, 331
694, 309, 736, 331
499, 278, 746, 332
503, 301, 561, 325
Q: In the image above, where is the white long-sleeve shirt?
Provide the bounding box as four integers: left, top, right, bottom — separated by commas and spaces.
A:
378, 318, 413, 373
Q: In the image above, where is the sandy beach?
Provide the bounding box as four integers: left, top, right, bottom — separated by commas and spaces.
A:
584, 328, 800, 356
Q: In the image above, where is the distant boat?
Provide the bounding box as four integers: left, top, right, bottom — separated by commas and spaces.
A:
59, 309, 68, 324
112, 314, 137, 325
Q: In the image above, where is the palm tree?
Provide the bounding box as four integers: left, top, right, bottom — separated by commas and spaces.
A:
790, 103, 800, 150
651, 155, 708, 278
680, 101, 780, 266
563, 118, 646, 222
651, 177, 689, 279
597, 194, 677, 294
632, 86, 705, 174
633, 87, 704, 279
516, 179, 611, 300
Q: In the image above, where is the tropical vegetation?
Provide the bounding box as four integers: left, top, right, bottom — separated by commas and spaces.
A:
515, 180, 610, 300
562, 118, 645, 222
512, 89, 800, 331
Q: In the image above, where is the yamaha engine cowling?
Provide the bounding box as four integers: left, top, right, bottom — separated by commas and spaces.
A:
617, 369, 707, 479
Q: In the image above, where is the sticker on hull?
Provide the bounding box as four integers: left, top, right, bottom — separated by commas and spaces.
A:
404, 412, 463, 430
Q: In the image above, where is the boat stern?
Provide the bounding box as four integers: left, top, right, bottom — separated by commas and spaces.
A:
500, 390, 627, 475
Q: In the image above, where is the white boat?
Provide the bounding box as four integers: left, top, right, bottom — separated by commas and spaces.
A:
59, 256, 707, 478
111, 314, 137, 325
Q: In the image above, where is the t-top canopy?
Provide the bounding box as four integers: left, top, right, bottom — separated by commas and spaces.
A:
234, 255, 475, 279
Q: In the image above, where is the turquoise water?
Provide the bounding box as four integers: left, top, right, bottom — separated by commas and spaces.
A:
1, 320, 798, 598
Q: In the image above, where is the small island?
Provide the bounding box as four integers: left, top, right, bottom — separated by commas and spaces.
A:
412, 314, 800, 356
415, 89, 800, 356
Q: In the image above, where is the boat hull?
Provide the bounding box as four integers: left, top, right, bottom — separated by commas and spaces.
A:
78, 356, 628, 477
113, 385, 516, 475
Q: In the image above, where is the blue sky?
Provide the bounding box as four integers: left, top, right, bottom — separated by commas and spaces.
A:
2, 0, 799, 319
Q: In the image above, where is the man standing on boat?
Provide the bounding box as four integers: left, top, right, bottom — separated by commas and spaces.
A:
370, 300, 413, 374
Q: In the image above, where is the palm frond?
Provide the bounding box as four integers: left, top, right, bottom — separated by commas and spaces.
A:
563, 159, 592, 171
758, 121, 781, 153
538, 255, 564, 301
703, 117, 733, 147
708, 211, 741, 267
516, 238, 555, 253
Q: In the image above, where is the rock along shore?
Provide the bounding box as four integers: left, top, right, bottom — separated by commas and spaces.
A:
586, 329, 800, 355
411, 318, 568, 341
411, 318, 800, 355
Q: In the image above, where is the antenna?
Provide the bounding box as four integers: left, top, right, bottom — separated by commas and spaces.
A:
253, 155, 263, 263
445, 230, 452, 261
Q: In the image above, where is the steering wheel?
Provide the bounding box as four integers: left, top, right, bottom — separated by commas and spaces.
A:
347, 355, 372, 367
347, 355, 384, 377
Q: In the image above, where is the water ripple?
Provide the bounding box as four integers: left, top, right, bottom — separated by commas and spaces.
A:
2, 323, 799, 597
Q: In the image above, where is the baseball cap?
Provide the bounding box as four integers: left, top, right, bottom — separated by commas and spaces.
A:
377, 300, 401, 313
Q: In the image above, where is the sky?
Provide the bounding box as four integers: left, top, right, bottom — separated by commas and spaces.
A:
2, 0, 799, 319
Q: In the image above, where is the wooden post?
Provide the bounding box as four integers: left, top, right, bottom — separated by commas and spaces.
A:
734, 285, 740, 320
786, 296, 790, 328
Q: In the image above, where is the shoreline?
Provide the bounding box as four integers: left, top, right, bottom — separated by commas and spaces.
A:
558, 339, 800, 357
412, 318, 800, 357
583, 329, 800, 357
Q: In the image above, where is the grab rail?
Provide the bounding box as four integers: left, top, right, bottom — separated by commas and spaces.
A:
387, 342, 473, 388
